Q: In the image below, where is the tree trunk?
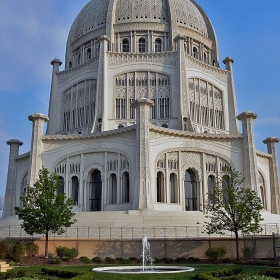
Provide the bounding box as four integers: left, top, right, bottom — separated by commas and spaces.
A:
235, 231, 239, 259
45, 231, 49, 259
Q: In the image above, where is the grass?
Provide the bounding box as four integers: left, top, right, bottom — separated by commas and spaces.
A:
7, 263, 276, 280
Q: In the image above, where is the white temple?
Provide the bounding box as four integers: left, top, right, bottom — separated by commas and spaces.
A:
2, 0, 280, 225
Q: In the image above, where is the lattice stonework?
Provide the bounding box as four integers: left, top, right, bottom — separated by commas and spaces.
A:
61, 79, 96, 133
189, 78, 225, 130
114, 71, 170, 120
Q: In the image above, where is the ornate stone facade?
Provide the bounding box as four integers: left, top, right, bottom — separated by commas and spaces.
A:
3, 0, 280, 220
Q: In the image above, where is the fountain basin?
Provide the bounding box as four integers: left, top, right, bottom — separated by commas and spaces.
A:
92, 266, 195, 274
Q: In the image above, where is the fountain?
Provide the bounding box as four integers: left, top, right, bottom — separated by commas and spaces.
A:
92, 236, 194, 274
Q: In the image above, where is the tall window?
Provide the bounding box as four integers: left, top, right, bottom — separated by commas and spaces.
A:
155, 38, 162, 52
59, 177, 65, 194
122, 39, 129, 52
157, 172, 164, 202
184, 169, 197, 211
71, 176, 79, 206
122, 172, 130, 203
109, 173, 117, 204
139, 38, 146, 53
207, 175, 215, 203
90, 170, 102, 211
193, 47, 198, 59
169, 173, 177, 203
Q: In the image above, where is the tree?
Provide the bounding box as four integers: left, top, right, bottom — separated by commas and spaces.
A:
14, 168, 76, 258
204, 167, 263, 258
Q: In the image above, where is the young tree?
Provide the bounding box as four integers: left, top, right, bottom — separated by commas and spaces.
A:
14, 168, 76, 258
204, 167, 263, 258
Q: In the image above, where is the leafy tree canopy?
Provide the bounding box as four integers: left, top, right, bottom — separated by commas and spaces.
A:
204, 167, 263, 258
15, 168, 76, 257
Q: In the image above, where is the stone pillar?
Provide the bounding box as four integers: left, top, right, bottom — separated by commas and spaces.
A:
3, 139, 23, 217
28, 113, 49, 188
236, 111, 258, 192
223, 57, 239, 134
132, 98, 154, 210
263, 137, 280, 214
46, 58, 62, 135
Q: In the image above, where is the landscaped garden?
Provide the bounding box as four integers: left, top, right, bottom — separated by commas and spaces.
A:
1, 240, 280, 280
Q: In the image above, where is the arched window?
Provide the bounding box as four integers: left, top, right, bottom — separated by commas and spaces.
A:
155, 38, 162, 52
122, 39, 129, 52
169, 173, 177, 203
59, 177, 65, 194
77, 54, 81, 65
71, 176, 79, 205
157, 172, 164, 202
90, 170, 102, 211
207, 175, 215, 203
139, 38, 146, 53
87, 48, 91, 60
184, 169, 197, 211
213, 59, 216, 67
161, 124, 168, 128
203, 52, 207, 63
109, 173, 117, 204
118, 124, 124, 129
69, 61, 72, 69
193, 47, 198, 59
259, 173, 266, 209
122, 172, 129, 203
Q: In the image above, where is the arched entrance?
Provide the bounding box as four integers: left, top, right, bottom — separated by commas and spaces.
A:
89, 170, 102, 211
184, 169, 198, 211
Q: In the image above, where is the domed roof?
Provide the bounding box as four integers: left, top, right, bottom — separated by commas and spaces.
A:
65, 0, 219, 66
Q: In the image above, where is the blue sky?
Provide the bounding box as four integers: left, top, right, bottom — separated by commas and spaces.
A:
0, 0, 280, 199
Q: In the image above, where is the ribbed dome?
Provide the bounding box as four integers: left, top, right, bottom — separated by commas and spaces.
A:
65, 0, 219, 68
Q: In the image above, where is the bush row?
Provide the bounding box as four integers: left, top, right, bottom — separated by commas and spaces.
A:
195, 266, 243, 280
41, 268, 94, 280
0, 240, 39, 261
234, 260, 280, 267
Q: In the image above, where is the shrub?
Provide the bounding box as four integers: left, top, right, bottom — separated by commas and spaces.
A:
242, 276, 278, 280
3, 240, 16, 258
175, 257, 187, 263
222, 257, 231, 263
71, 273, 94, 280
116, 258, 131, 264
205, 246, 227, 260
104, 257, 117, 264
92, 256, 103, 264
49, 257, 61, 264
41, 267, 83, 278
187, 257, 202, 263
55, 246, 78, 260
153, 257, 162, 264
161, 257, 175, 264
24, 241, 39, 257
263, 269, 280, 279
11, 242, 25, 262
0, 241, 9, 259
210, 267, 242, 277
242, 247, 254, 259
80, 256, 91, 264
195, 272, 219, 280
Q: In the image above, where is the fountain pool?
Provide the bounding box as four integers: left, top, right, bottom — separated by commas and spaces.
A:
92, 236, 194, 274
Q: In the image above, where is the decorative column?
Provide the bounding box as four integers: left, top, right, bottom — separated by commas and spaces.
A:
28, 113, 49, 188
236, 111, 258, 192
46, 58, 62, 135
263, 137, 280, 214
132, 98, 154, 210
3, 139, 23, 217
223, 57, 239, 134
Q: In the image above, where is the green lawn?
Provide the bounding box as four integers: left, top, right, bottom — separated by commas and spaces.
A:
8, 264, 274, 280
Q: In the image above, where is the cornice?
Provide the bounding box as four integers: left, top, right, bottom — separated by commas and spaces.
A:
42, 125, 136, 141
149, 124, 243, 140
256, 150, 273, 159
15, 152, 30, 160
186, 53, 229, 84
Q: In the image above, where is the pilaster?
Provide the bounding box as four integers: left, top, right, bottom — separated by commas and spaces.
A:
28, 113, 49, 188
132, 98, 154, 209
236, 111, 258, 192
3, 139, 23, 217
263, 137, 280, 214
